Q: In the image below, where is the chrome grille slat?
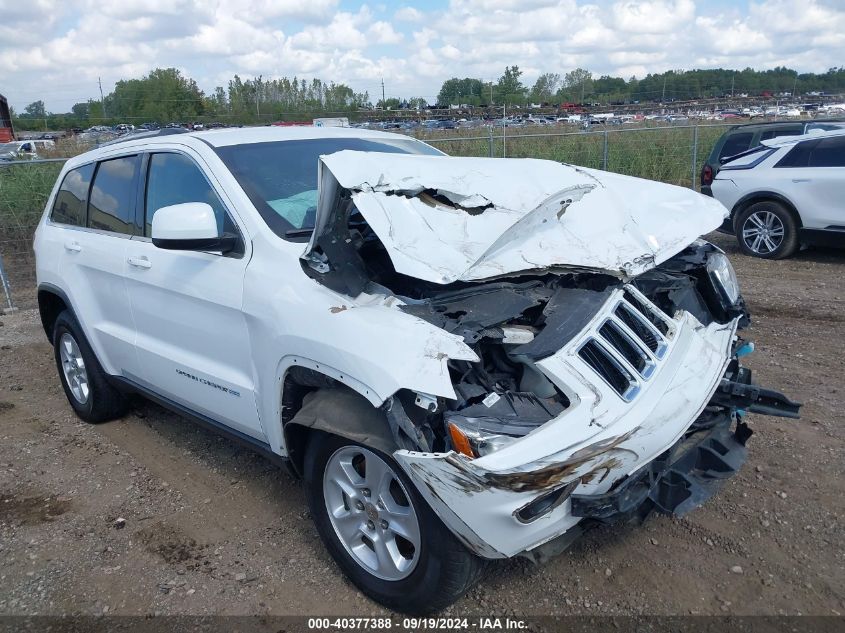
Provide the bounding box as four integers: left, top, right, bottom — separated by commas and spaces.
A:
576, 285, 675, 401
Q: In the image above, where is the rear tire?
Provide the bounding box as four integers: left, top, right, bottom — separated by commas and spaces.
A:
53, 310, 127, 423
304, 431, 485, 614
735, 201, 799, 259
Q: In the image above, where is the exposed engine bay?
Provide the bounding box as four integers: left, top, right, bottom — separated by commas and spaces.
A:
299, 181, 792, 460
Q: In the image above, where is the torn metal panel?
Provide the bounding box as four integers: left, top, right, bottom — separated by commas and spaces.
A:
309, 151, 728, 284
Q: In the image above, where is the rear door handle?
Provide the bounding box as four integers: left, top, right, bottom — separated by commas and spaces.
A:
792, 178, 812, 183
64, 241, 82, 252
127, 256, 152, 269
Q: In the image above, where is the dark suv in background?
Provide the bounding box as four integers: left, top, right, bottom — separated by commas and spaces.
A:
700, 120, 845, 202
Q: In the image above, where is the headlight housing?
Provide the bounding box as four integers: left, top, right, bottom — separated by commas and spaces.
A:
448, 419, 518, 458
707, 252, 740, 306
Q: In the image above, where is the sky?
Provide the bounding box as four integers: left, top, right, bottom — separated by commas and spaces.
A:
1, 0, 844, 112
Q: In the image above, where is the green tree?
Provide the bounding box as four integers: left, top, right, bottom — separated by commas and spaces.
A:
437, 78, 485, 106
71, 102, 90, 118
377, 97, 402, 110
561, 68, 593, 103
530, 73, 561, 103
496, 66, 527, 103
23, 100, 47, 118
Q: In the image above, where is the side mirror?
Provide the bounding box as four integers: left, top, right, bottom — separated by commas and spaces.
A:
151, 202, 236, 253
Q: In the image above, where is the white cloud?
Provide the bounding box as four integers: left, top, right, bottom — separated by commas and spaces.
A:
394, 6, 423, 22
1, 0, 843, 111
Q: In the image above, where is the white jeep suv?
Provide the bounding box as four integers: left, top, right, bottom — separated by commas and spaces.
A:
33, 126, 799, 613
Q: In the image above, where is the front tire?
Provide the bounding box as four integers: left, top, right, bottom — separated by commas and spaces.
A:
53, 310, 127, 423
304, 431, 484, 614
735, 201, 799, 259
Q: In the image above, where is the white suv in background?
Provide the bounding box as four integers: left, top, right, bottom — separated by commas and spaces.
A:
710, 129, 845, 258
33, 126, 799, 613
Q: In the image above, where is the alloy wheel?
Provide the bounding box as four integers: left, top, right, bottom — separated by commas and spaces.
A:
323, 445, 421, 581
741, 210, 785, 255
59, 332, 90, 405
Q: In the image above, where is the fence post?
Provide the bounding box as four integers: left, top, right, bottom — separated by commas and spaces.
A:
602, 130, 609, 170
0, 253, 15, 313
691, 125, 699, 190
488, 126, 494, 158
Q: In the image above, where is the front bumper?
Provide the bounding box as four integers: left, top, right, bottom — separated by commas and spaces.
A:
570, 410, 750, 523
394, 293, 741, 559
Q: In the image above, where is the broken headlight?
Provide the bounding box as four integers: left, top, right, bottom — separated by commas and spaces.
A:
445, 391, 566, 458
447, 418, 518, 458
706, 252, 740, 306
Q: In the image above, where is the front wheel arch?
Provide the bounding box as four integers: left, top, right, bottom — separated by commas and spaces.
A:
731, 193, 802, 233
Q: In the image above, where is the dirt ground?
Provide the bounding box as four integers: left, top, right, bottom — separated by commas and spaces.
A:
0, 232, 843, 618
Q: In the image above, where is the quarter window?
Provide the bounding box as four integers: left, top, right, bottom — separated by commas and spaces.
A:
775, 140, 817, 168
144, 153, 235, 237
88, 155, 139, 234
719, 133, 754, 160
50, 163, 95, 227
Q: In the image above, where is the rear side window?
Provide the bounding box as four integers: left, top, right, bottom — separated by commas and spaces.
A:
808, 136, 845, 167
144, 152, 236, 237
88, 156, 139, 235
50, 163, 94, 227
718, 132, 754, 160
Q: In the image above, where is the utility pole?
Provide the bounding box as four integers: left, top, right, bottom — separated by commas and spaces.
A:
381, 78, 386, 109
662, 75, 667, 102
98, 77, 107, 119
731, 73, 735, 98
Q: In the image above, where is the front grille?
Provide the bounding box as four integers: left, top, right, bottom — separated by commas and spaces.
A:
577, 286, 674, 400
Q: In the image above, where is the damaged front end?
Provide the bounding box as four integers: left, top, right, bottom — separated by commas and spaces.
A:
300, 151, 800, 560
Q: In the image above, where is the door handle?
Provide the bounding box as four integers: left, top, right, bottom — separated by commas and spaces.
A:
64, 241, 82, 252
791, 178, 812, 183
127, 256, 152, 269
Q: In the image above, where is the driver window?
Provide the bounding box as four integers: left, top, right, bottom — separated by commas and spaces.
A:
144, 153, 236, 237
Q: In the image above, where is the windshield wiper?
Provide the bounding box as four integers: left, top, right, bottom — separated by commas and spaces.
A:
284, 228, 315, 237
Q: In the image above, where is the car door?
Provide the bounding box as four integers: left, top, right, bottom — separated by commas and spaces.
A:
802, 136, 845, 227
123, 150, 264, 440
773, 137, 845, 229
50, 156, 141, 376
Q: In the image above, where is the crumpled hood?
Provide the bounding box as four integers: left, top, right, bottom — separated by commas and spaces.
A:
310, 151, 728, 284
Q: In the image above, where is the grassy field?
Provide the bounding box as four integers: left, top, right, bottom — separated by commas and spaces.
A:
416, 123, 730, 188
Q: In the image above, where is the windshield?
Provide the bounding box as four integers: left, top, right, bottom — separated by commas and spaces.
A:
0, 143, 20, 153
215, 137, 443, 239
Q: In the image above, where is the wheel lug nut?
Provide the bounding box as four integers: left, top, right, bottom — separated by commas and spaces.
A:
377, 500, 385, 509
367, 520, 375, 530
362, 488, 371, 497
380, 520, 388, 530
355, 501, 364, 511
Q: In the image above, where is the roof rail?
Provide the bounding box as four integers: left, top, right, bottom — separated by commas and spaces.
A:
98, 127, 191, 147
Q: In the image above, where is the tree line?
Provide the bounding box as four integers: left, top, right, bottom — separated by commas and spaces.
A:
437, 66, 845, 106
12, 68, 374, 130
11, 64, 845, 131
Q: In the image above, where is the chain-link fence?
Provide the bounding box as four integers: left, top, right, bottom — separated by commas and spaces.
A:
0, 124, 732, 311
420, 123, 732, 188
0, 159, 65, 310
